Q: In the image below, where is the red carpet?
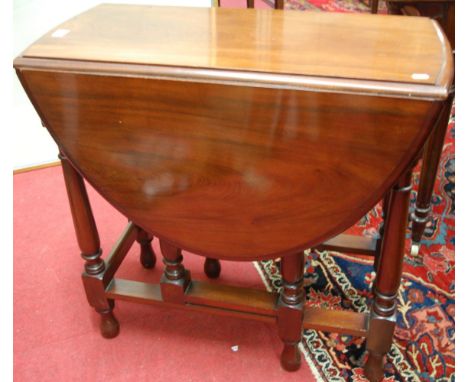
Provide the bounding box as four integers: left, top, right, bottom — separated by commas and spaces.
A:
14, 166, 316, 382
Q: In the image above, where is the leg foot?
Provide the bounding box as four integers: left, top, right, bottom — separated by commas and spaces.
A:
204, 258, 221, 279
140, 245, 156, 269
364, 351, 384, 382
410, 242, 420, 256
99, 306, 120, 339
281, 343, 301, 371
137, 229, 156, 269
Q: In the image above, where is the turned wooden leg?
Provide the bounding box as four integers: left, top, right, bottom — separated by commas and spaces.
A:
374, 191, 391, 273
247, 0, 254, 8
204, 258, 221, 279
411, 93, 454, 254
160, 240, 191, 304
365, 170, 412, 382
370, 0, 379, 13
277, 252, 305, 371
60, 151, 119, 338
137, 227, 156, 269
275, 0, 284, 9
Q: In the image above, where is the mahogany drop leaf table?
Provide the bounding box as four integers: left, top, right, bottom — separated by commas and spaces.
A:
14, 5, 453, 381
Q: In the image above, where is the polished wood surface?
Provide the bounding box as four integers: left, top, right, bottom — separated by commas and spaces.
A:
384, 0, 455, 251
14, 2, 452, 260
160, 240, 191, 304
186, 281, 277, 315
277, 253, 305, 370
412, 92, 454, 243
317, 234, 377, 256
102, 222, 138, 286
105, 277, 370, 335
15, 56, 451, 101
386, 0, 455, 49
60, 153, 119, 338
365, 170, 413, 382
21, 4, 451, 88
303, 307, 368, 337
18, 69, 440, 260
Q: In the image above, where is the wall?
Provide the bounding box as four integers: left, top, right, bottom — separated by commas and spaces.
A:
13, 0, 212, 170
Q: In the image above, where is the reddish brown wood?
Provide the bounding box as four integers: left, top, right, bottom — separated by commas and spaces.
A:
275, 0, 284, 9
370, 0, 379, 13
105, 278, 278, 323
18, 69, 442, 260
317, 234, 377, 256
137, 227, 156, 269
374, 191, 391, 272
243, 0, 283, 9
15, 57, 451, 101
102, 222, 138, 285
105, 277, 370, 335
59, 152, 102, 270
364, 170, 413, 382
20, 5, 453, 87
386, 0, 454, 49
385, 0, 454, 252
186, 281, 277, 316
105, 279, 163, 305
401, 4, 421, 16
412, 92, 454, 244
204, 258, 221, 279
59, 152, 119, 338
277, 253, 305, 371
160, 240, 191, 304
303, 308, 369, 337
99, 299, 120, 339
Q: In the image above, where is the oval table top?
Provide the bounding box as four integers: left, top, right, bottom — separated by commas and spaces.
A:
14, 5, 452, 260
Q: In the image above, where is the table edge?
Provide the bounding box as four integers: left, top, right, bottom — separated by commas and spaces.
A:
14, 56, 451, 101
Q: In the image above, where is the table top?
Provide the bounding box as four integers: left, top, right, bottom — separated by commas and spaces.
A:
15, 5, 451, 260
19, 4, 452, 99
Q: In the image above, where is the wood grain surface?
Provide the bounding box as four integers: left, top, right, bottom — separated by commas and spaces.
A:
20, 4, 452, 88
17, 69, 441, 260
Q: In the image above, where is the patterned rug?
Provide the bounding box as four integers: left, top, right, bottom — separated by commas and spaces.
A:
264, 0, 387, 13
255, 2, 455, 381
